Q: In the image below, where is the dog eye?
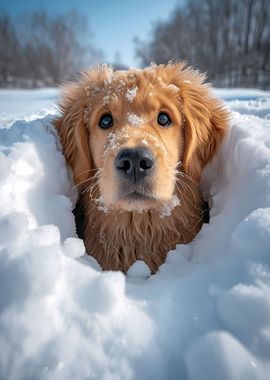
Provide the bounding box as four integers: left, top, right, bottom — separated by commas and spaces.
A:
157, 112, 171, 127
99, 114, 113, 129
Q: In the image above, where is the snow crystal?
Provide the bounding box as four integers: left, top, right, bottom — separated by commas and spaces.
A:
86, 85, 100, 97
103, 94, 110, 105
85, 85, 91, 97
126, 86, 138, 102
97, 196, 110, 213
103, 132, 120, 158
102, 63, 114, 85
118, 79, 126, 87
92, 85, 101, 94
127, 112, 144, 127
83, 106, 90, 124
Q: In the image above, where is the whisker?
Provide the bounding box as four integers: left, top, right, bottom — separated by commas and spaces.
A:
72, 168, 102, 191
77, 168, 102, 177
71, 177, 92, 192
175, 162, 197, 185
175, 177, 197, 205
82, 180, 100, 196
174, 180, 205, 228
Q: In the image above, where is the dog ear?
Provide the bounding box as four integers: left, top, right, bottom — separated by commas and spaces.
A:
182, 78, 229, 183
166, 63, 229, 183
55, 83, 92, 186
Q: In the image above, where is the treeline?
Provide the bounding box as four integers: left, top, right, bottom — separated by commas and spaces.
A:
136, 0, 270, 89
0, 11, 104, 88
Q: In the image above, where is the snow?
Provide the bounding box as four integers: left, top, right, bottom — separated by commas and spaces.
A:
185, 331, 259, 380
126, 86, 138, 102
0, 88, 58, 129
103, 94, 110, 105
127, 260, 151, 278
0, 87, 270, 379
159, 194, 180, 218
127, 112, 144, 127
102, 63, 114, 85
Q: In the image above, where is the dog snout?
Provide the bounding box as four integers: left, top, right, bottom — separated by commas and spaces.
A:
115, 147, 155, 182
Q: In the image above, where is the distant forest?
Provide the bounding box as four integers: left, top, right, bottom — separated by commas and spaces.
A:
1, 0, 270, 89
136, 0, 270, 89
0, 11, 104, 88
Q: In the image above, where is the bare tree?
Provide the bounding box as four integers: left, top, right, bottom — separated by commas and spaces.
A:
135, 0, 270, 89
0, 11, 104, 87
0, 15, 20, 85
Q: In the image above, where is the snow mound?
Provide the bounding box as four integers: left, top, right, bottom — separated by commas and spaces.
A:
0, 89, 270, 379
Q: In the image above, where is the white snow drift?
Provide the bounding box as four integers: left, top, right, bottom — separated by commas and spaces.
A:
0, 88, 270, 380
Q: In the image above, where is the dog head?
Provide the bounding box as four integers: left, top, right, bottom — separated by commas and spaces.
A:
56, 63, 228, 212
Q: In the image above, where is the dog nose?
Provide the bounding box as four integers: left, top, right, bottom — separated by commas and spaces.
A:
115, 147, 155, 181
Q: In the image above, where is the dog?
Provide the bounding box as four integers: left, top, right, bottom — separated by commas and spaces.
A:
55, 62, 229, 273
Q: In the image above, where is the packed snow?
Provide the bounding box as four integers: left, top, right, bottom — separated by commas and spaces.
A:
0, 87, 270, 380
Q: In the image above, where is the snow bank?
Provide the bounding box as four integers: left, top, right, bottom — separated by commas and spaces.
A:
0, 89, 270, 380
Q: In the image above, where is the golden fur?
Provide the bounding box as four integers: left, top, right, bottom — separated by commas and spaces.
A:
55, 62, 229, 273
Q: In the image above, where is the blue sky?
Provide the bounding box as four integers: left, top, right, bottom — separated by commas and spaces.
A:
0, 0, 184, 67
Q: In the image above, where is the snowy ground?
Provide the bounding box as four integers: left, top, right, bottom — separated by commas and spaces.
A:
0, 86, 270, 380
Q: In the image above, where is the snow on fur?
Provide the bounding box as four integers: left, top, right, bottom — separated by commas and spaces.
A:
127, 112, 144, 127
126, 86, 138, 102
0, 88, 270, 380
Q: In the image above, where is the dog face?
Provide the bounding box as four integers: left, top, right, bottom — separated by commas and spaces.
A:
87, 66, 183, 211
56, 63, 228, 212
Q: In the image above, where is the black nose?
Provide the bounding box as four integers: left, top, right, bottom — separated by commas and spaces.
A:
115, 147, 155, 182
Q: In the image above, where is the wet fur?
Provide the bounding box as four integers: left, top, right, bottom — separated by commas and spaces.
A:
55, 63, 229, 273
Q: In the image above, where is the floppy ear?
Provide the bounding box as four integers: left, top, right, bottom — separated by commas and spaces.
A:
55, 83, 92, 186
164, 63, 229, 183
181, 73, 229, 183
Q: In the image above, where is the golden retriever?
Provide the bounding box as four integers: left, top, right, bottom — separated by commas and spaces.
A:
55, 62, 229, 273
